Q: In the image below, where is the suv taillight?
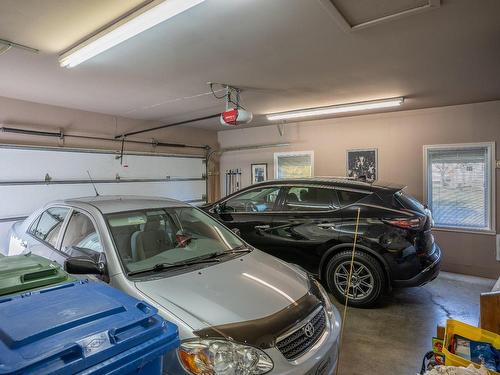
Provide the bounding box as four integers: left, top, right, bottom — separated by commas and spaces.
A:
383, 216, 425, 230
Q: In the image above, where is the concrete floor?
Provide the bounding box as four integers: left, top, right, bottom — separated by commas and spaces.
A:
333, 272, 496, 375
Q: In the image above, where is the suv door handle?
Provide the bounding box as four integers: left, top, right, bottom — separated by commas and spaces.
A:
255, 225, 270, 230
317, 223, 336, 229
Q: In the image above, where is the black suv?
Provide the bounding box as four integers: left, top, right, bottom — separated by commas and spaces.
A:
204, 178, 441, 307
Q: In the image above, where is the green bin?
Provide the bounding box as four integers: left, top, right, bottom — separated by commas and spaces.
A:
0, 253, 75, 296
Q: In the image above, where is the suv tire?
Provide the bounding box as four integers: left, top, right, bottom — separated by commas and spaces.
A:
325, 250, 385, 308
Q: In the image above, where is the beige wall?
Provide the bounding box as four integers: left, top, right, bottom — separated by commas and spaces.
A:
0, 95, 218, 154
218, 101, 500, 279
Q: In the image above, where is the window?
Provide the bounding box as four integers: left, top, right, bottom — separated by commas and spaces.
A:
29, 207, 69, 248
274, 151, 314, 179
337, 190, 370, 207
61, 211, 103, 254
425, 143, 494, 232
284, 186, 339, 211
223, 187, 281, 213
106, 207, 243, 273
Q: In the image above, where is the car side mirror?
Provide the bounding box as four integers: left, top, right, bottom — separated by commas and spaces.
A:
64, 256, 104, 275
214, 203, 226, 214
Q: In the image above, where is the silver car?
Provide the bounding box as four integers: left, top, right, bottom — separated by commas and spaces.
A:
6, 196, 341, 375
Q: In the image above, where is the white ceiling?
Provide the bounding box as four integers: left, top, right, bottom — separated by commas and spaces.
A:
0, 0, 499, 131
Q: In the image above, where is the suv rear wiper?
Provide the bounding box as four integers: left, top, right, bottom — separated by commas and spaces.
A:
127, 254, 221, 276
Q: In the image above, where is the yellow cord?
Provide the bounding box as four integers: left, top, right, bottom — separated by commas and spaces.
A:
335, 207, 361, 375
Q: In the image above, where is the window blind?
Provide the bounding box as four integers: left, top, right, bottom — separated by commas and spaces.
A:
427, 146, 490, 230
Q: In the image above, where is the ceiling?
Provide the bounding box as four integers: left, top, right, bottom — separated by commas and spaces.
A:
0, 0, 499, 131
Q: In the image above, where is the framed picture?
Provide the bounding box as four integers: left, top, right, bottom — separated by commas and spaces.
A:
251, 163, 268, 184
346, 149, 378, 181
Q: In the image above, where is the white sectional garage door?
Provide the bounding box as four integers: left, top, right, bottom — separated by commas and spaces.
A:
0, 145, 206, 247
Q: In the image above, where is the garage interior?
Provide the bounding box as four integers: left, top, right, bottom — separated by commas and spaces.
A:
0, 1, 499, 374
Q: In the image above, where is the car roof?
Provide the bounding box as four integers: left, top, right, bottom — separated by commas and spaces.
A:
247, 177, 405, 191
55, 195, 191, 214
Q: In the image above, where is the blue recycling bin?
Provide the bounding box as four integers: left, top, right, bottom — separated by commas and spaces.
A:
0, 280, 179, 375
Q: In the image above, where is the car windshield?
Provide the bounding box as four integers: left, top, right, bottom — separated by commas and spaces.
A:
105, 206, 244, 274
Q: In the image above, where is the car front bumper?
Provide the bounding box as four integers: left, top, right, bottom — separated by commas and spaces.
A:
263, 306, 341, 375
163, 307, 341, 375
392, 243, 442, 288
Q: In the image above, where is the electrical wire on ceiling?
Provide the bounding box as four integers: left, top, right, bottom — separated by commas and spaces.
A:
209, 82, 247, 110
123, 88, 225, 115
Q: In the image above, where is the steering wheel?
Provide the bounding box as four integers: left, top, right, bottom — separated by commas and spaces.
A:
244, 201, 258, 212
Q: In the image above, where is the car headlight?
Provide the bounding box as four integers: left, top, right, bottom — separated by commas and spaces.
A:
178, 339, 274, 375
313, 278, 333, 315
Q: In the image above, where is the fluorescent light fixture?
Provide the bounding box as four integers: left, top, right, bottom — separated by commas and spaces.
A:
266, 97, 404, 121
59, 0, 205, 68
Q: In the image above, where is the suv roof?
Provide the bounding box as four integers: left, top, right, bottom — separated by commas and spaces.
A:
250, 177, 405, 192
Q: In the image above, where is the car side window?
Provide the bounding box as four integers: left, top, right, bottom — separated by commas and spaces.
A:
337, 190, 370, 206
29, 207, 70, 248
284, 186, 340, 211
61, 211, 103, 256
223, 187, 281, 213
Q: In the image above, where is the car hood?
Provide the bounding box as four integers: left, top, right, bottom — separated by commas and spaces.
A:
134, 250, 310, 331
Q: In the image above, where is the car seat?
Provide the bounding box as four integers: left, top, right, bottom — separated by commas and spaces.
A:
130, 217, 170, 262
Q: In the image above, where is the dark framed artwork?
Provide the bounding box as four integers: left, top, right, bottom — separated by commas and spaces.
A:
346, 149, 378, 181
251, 163, 268, 184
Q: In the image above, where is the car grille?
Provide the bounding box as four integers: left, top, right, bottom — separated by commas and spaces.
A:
276, 306, 327, 360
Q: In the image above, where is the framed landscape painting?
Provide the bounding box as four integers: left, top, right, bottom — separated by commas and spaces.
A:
346, 149, 378, 181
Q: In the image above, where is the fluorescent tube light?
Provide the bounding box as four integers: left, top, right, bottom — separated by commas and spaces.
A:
266, 97, 404, 121
59, 0, 205, 68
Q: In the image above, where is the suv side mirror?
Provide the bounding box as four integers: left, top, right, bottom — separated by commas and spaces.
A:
64, 256, 104, 275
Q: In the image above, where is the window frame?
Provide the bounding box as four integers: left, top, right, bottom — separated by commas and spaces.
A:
273, 151, 314, 179
60, 208, 104, 256
216, 183, 343, 214
27, 205, 71, 252
218, 185, 284, 214
280, 185, 341, 212
423, 142, 496, 234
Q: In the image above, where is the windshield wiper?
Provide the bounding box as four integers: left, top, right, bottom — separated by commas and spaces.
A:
127, 254, 221, 276
225, 245, 252, 254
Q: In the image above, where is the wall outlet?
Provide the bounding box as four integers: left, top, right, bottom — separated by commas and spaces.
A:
496, 160, 500, 169
497, 234, 500, 261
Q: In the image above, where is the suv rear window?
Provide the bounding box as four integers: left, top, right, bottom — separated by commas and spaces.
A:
395, 190, 425, 212
337, 190, 370, 206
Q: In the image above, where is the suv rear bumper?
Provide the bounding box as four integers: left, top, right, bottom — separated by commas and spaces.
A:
392, 244, 441, 288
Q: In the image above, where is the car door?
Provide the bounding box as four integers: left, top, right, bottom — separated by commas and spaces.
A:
213, 185, 284, 249
60, 209, 104, 259
267, 185, 343, 272
335, 188, 373, 244
24, 206, 71, 264
59, 209, 107, 281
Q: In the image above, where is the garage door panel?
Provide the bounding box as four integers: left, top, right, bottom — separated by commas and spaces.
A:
0, 146, 207, 229
0, 147, 204, 181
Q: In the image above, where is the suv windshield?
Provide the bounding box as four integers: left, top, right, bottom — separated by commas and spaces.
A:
106, 207, 244, 274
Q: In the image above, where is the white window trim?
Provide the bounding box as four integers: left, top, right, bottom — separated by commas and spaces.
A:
274, 150, 314, 179
423, 142, 496, 234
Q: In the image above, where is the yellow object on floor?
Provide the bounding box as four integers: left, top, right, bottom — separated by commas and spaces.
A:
442, 320, 500, 375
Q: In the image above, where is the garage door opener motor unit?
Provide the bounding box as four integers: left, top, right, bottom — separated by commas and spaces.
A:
210, 83, 253, 126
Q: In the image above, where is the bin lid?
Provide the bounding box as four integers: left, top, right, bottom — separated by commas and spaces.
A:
0, 253, 75, 296
0, 280, 179, 375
